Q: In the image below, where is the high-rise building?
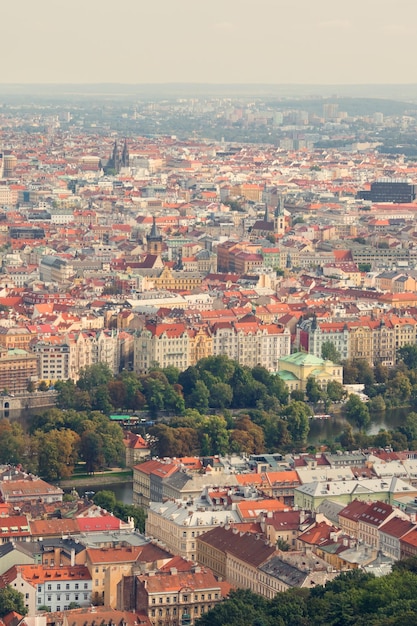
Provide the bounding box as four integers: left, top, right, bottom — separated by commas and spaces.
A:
357, 179, 416, 203
323, 103, 339, 121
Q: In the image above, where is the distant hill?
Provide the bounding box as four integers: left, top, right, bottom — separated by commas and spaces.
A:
1, 83, 417, 103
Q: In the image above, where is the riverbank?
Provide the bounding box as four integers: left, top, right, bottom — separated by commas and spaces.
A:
59, 469, 132, 489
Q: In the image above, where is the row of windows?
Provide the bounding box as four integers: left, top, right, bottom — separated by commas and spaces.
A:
151, 592, 218, 605
151, 605, 211, 617
40, 583, 89, 591
38, 593, 89, 603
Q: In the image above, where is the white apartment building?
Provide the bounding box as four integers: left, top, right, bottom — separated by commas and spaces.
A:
3, 565, 91, 615
39, 255, 74, 284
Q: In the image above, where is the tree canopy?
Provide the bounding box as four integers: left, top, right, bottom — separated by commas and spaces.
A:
0, 586, 27, 617
93, 489, 146, 532
196, 565, 417, 626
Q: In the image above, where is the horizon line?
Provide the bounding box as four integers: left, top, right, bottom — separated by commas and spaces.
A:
1, 82, 417, 87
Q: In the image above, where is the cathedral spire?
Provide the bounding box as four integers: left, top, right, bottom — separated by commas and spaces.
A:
121, 138, 129, 167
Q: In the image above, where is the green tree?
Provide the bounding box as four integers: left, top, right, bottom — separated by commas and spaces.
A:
160, 366, 180, 385
291, 389, 305, 401
115, 503, 146, 533
202, 415, 230, 455
187, 380, 210, 413
93, 491, 146, 533
0, 420, 26, 465
0, 585, 27, 617
91, 385, 113, 414
209, 382, 233, 409
398, 345, 417, 369
386, 372, 412, 404
306, 377, 322, 403
197, 355, 236, 382
143, 377, 166, 417
374, 362, 389, 384
399, 412, 417, 443
34, 428, 80, 481
163, 385, 185, 414
267, 373, 289, 405
178, 366, 199, 396
342, 360, 359, 384
321, 341, 341, 363
344, 394, 370, 430
391, 430, 409, 451
79, 430, 105, 473
93, 489, 117, 511
148, 424, 177, 456
55, 380, 92, 411
355, 359, 375, 387
372, 430, 393, 449
282, 401, 310, 445
196, 589, 268, 626
339, 424, 356, 450
368, 395, 386, 413
77, 363, 113, 391
118, 371, 145, 410
326, 380, 345, 402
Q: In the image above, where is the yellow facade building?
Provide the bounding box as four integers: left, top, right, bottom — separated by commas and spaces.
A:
277, 352, 343, 393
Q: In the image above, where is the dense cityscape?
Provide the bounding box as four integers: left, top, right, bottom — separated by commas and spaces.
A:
2, 84, 417, 625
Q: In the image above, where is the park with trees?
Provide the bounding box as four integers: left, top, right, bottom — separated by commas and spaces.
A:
4, 347, 417, 481
195, 561, 417, 626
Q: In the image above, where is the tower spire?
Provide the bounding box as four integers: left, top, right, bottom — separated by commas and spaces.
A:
274, 195, 286, 236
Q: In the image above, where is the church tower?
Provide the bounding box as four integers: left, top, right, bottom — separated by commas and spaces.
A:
274, 195, 286, 236
121, 138, 129, 168
146, 216, 163, 255
109, 140, 120, 173
263, 202, 270, 223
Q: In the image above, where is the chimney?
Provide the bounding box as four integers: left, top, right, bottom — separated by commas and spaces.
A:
71, 548, 75, 567
170, 568, 177, 575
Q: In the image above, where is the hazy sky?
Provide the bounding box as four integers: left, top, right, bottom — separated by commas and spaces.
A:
3, 0, 417, 84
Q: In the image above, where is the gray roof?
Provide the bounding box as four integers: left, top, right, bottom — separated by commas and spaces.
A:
259, 555, 308, 587
41, 255, 68, 268
35, 537, 86, 556
0, 542, 15, 559
316, 500, 346, 525
0, 540, 36, 559
71, 530, 149, 548
164, 471, 192, 490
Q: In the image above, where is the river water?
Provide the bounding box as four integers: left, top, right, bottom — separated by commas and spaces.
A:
65, 481, 134, 504
307, 407, 410, 445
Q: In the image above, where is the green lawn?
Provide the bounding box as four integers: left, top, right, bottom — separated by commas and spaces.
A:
66, 467, 132, 481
